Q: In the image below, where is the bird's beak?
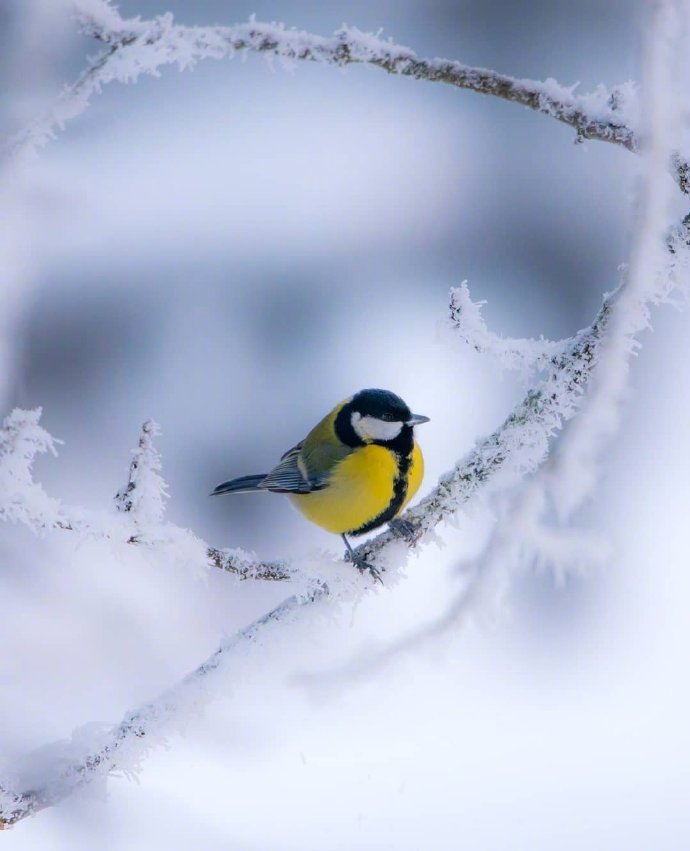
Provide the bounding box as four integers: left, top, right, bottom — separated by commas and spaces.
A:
407, 413, 430, 426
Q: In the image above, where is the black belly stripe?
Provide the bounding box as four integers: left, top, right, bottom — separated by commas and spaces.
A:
349, 449, 412, 536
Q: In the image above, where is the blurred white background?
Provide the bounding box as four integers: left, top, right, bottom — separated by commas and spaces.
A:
4, 1, 690, 849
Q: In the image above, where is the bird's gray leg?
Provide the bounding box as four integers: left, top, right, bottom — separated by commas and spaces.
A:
341, 534, 382, 583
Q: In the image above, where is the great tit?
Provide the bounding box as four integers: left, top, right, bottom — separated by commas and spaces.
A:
211, 388, 429, 576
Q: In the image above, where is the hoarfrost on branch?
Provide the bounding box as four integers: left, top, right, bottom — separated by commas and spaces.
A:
1, 0, 689, 829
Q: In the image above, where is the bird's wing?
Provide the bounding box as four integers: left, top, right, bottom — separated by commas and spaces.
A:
258, 443, 328, 494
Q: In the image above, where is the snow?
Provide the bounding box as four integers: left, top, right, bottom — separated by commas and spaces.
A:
409, 0, 690, 648
549, 1, 689, 521
0, 264, 634, 823
0, 409, 61, 533
443, 281, 564, 375
114, 420, 168, 526
8, 2, 646, 168
2, 0, 690, 837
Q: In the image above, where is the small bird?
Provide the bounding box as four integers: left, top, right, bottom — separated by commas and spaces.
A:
211, 388, 429, 578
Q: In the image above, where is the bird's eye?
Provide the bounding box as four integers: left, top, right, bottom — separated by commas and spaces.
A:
380, 413, 394, 422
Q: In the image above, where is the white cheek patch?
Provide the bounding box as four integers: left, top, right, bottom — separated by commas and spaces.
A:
351, 412, 403, 442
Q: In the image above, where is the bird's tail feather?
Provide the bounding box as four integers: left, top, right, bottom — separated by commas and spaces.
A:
211, 474, 267, 496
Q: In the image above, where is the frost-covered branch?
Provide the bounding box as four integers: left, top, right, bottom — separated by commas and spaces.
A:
0, 409, 60, 530
356, 221, 690, 573
3, 0, 690, 830
346, 1, 690, 671
547, 1, 687, 521
352, 288, 613, 569
442, 281, 565, 375
3, 241, 687, 826
0, 270, 634, 827
0, 590, 323, 827
311, 219, 690, 683
4, 174, 690, 820
0, 413, 291, 583
111, 421, 293, 579
114, 419, 168, 522
3, 118, 688, 842
10, 1, 689, 191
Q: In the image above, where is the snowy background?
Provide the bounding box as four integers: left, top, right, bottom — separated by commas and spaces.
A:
4, 0, 690, 849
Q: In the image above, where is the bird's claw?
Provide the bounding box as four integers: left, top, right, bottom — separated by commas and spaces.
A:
344, 549, 383, 584
360, 559, 383, 584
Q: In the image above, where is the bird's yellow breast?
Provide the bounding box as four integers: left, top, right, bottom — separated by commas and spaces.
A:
290, 441, 424, 535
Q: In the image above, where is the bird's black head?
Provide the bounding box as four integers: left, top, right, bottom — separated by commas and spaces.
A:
334, 388, 430, 451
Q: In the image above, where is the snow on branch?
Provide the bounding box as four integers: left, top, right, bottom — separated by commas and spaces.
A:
4, 181, 690, 820
353, 283, 615, 571
0, 408, 61, 532
2, 0, 689, 830
545, 0, 689, 521
8, 1, 688, 191
2, 229, 688, 825
0, 590, 324, 827
114, 419, 168, 523
351, 1, 690, 670
442, 281, 565, 375
0, 263, 642, 826
0, 414, 291, 584
355, 209, 690, 576
306, 223, 690, 684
